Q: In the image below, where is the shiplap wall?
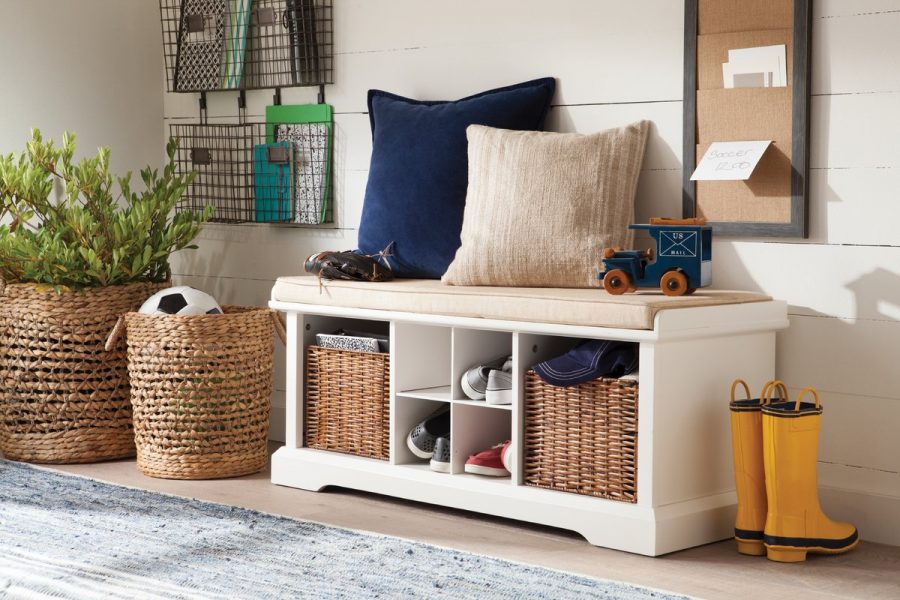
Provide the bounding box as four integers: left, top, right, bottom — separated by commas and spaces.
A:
166, 1, 900, 545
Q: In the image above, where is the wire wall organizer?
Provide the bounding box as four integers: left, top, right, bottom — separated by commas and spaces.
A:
171, 117, 332, 225
162, 0, 334, 226
160, 0, 333, 93
171, 122, 261, 223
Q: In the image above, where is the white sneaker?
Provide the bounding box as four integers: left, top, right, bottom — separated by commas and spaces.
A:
460, 355, 508, 401
485, 357, 513, 405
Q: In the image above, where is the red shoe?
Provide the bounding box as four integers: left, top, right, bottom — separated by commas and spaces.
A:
464, 441, 511, 477
500, 440, 514, 472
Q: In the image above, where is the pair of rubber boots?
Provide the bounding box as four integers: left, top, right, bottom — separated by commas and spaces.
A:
729, 379, 858, 562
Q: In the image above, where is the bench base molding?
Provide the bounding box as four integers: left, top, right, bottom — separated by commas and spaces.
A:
272, 447, 738, 556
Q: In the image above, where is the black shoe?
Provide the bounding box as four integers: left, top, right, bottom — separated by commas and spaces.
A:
429, 436, 451, 472
406, 405, 451, 459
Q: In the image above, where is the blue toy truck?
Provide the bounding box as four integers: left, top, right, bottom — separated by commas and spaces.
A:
598, 218, 712, 296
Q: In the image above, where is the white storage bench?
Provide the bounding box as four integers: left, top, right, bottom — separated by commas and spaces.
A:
269, 277, 788, 556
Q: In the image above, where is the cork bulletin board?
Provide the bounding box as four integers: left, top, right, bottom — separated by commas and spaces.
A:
682, 0, 811, 237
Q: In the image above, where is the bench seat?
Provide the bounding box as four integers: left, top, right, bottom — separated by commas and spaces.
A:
271, 275, 770, 331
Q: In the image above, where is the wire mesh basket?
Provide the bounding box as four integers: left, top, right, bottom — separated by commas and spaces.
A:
160, 0, 333, 93
171, 118, 332, 224
171, 122, 261, 223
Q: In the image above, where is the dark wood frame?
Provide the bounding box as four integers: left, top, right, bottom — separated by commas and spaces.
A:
682, 0, 811, 237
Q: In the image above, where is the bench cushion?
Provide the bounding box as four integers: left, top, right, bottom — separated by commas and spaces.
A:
272, 276, 770, 330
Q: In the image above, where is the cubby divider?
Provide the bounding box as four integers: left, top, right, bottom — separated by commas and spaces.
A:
452, 399, 511, 410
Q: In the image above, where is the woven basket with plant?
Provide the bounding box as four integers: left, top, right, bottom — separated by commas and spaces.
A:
0, 130, 211, 464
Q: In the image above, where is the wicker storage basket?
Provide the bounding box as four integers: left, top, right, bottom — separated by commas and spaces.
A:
0, 280, 166, 464
523, 370, 638, 502
116, 306, 285, 479
305, 345, 389, 460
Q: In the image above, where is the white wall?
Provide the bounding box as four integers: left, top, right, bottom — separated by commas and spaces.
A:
166, 1, 900, 545
0, 1, 163, 176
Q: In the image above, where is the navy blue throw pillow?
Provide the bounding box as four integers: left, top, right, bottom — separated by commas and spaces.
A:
357, 78, 556, 279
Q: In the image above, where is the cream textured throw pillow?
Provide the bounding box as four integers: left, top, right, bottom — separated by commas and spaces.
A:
442, 121, 650, 288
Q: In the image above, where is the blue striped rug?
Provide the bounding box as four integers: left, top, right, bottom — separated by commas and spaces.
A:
0, 461, 689, 599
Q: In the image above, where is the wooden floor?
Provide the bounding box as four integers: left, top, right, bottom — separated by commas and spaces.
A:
48, 446, 899, 600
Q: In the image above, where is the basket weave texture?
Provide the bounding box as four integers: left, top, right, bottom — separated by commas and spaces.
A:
523, 370, 638, 503
305, 345, 389, 460
123, 306, 275, 479
0, 281, 166, 464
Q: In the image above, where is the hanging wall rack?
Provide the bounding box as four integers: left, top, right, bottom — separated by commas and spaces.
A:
160, 0, 333, 93
160, 0, 334, 226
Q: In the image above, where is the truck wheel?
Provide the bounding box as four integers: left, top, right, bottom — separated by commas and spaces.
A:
660, 271, 689, 296
603, 269, 631, 295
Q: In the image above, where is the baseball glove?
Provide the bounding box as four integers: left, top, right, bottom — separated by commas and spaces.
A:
304, 250, 394, 282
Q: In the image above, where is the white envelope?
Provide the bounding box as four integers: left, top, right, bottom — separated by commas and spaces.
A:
727, 44, 787, 87
723, 56, 781, 88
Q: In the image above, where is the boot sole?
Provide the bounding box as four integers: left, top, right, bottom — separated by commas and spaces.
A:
736, 539, 766, 556
764, 533, 860, 563
734, 529, 766, 556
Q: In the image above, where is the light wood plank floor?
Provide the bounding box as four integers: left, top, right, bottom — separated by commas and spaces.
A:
47, 446, 900, 600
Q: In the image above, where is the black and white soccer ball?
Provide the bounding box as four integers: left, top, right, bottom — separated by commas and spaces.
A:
139, 286, 223, 316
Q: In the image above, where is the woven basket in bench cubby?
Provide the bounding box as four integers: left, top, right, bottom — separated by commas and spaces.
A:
305, 345, 389, 460
523, 370, 638, 503
111, 306, 286, 480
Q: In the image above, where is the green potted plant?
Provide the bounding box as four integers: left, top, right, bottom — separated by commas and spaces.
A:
0, 129, 210, 464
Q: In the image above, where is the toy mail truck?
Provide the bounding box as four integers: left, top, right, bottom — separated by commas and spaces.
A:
598, 218, 712, 297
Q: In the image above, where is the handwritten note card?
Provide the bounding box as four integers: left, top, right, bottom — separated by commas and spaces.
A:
690, 140, 772, 181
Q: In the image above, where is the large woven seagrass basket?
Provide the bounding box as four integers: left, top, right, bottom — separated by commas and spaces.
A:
113, 306, 286, 479
0, 280, 166, 463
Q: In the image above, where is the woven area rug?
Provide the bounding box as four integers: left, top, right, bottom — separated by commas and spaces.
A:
0, 461, 690, 600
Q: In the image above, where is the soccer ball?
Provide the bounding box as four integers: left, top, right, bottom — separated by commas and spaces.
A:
139, 286, 223, 316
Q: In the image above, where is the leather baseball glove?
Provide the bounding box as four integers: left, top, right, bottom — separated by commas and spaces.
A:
304, 249, 394, 282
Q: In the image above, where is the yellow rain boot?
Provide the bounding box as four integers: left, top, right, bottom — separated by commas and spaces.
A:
729, 379, 785, 556
762, 387, 859, 562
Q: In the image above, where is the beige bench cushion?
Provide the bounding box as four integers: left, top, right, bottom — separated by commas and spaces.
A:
272, 276, 770, 330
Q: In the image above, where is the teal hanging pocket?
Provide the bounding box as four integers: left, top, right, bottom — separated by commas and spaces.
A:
254, 142, 293, 222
